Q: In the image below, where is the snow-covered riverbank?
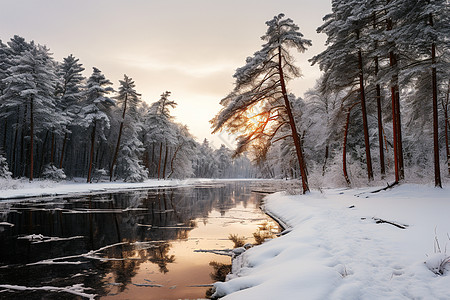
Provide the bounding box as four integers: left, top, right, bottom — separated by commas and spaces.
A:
212, 184, 450, 299
0, 178, 258, 201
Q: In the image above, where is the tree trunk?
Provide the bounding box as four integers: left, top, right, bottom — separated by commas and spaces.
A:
110, 93, 128, 181
2, 119, 7, 150
168, 143, 183, 179
395, 88, 404, 180
11, 121, 18, 177
430, 13, 442, 187
387, 16, 403, 182
162, 144, 169, 179
357, 37, 373, 181
20, 105, 27, 177
110, 121, 124, 181
373, 14, 385, 177
444, 80, 449, 176
157, 142, 163, 180
87, 121, 96, 183
343, 102, 359, 186
431, 42, 441, 187
29, 97, 34, 181
322, 145, 329, 176
38, 130, 49, 178
59, 132, 67, 169
390, 85, 399, 183
278, 46, 309, 193
50, 131, 55, 164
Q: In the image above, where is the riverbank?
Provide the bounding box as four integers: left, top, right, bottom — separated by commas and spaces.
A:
212, 184, 450, 299
0, 177, 261, 201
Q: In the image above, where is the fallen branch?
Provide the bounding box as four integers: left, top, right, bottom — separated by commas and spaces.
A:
373, 217, 408, 229
370, 181, 399, 193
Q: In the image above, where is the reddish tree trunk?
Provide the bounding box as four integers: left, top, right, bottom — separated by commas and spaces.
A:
445, 81, 449, 176
431, 42, 441, 187
357, 41, 373, 181
429, 13, 442, 187
387, 15, 403, 182
343, 102, 359, 186
278, 46, 309, 193
373, 14, 385, 176
390, 85, 399, 183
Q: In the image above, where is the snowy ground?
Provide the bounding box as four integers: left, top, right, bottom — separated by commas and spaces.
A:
0, 177, 253, 201
212, 184, 450, 299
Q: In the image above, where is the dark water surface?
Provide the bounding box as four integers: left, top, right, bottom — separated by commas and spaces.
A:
0, 181, 281, 299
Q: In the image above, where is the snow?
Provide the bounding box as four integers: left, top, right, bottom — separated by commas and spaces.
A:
1, 178, 449, 298
0, 283, 96, 299
0, 177, 245, 201
212, 184, 450, 299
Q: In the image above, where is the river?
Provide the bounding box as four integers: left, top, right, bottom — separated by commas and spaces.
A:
0, 180, 284, 299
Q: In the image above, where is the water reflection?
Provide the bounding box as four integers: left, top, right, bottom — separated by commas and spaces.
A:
0, 181, 280, 299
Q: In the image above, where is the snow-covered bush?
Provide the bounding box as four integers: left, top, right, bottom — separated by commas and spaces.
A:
425, 235, 450, 275
425, 253, 450, 275
42, 164, 66, 181
93, 168, 108, 182
0, 153, 12, 179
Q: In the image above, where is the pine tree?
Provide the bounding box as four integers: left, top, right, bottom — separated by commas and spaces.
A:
212, 13, 312, 193
56, 54, 85, 169
144, 92, 178, 179
1, 44, 60, 180
311, 0, 376, 181
111, 75, 147, 182
79, 67, 114, 183
110, 74, 142, 181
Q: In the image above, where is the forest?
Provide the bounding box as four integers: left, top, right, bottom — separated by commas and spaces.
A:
0, 36, 256, 182
212, 1, 449, 191
0, 0, 449, 189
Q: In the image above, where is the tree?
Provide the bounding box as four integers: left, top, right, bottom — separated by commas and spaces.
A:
390, 0, 449, 187
110, 74, 142, 181
56, 54, 85, 169
1, 44, 60, 180
79, 67, 114, 183
211, 13, 311, 193
143, 91, 177, 179
311, 0, 376, 181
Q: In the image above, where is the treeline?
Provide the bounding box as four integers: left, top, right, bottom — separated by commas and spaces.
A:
0, 35, 256, 182
263, 1, 449, 186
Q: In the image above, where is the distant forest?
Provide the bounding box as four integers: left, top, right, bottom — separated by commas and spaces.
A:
0, 0, 449, 187
0, 36, 256, 182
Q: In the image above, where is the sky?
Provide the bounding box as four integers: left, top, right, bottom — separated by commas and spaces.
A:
1, 0, 331, 148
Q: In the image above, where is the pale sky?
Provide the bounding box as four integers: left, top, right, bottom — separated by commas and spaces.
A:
1, 0, 331, 148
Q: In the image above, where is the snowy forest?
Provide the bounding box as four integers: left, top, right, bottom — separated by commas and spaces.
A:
212, 1, 449, 191
0, 0, 449, 188
0, 36, 255, 182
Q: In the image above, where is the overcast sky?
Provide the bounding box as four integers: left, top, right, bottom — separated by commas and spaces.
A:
1, 0, 331, 148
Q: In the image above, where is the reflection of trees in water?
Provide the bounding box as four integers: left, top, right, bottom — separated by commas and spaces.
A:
0, 182, 261, 298
148, 243, 175, 274
102, 241, 175, 293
